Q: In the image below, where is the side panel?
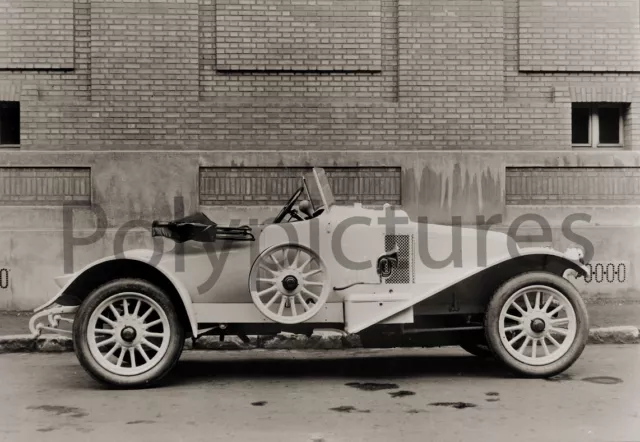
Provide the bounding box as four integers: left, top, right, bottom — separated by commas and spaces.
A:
343, 249, 587, 334
193, 302, 344, 324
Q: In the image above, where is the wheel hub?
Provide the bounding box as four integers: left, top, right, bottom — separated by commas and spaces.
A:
120, 326, 137, 343
282, 275, 299, 291
530, 318, 546, 333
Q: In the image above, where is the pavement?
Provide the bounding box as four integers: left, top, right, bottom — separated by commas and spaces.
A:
0, 346, 638, 442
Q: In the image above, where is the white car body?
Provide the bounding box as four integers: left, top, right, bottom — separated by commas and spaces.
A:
30, 168, 590, 386
32, 168, 588, 337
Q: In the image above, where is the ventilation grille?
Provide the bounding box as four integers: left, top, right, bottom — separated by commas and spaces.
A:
384, 234, 413, 284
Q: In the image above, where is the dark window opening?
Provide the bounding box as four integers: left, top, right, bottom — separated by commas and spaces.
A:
571, 106, 590, 145
0, 101, 20, 145
598, 107, 620, 145
572, 103, 626, 148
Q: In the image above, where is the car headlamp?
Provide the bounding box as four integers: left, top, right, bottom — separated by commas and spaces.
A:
564, 246, 585, 264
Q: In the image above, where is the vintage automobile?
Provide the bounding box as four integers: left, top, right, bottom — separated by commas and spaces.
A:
30, 168, 590, 387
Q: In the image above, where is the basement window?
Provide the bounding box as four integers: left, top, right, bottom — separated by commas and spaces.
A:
572, 103, 626, 148
0, 101, 20, 146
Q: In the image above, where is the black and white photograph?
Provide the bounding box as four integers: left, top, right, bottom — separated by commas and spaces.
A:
0, 0, 638, 441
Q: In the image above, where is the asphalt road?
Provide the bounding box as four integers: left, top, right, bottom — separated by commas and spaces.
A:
0, 346, 638, 442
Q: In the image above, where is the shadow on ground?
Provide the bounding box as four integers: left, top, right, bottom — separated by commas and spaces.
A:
164, 352, 512, 387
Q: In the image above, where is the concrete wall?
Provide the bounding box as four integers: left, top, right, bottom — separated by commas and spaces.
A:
1, 0, 640, 308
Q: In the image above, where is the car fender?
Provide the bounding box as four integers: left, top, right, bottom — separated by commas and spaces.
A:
509, 246, 589, 277
346, 246, 589, 334
33, 250, 199, 337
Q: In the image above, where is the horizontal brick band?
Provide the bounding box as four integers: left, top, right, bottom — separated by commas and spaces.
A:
0, 167, 91, 206
200, 167, 401, 206
506, 167, 640, 205
569, 86, 634, 103
0, 82, 20, 101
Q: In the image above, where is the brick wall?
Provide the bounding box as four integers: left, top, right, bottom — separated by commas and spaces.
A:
506, 167, 640, 205
0, 0, 90, 101
0, 0, 638, 150
519, 0, 640, 72
215, 0, 382, 71
199, 167, 401, 206
90, 0, 199, 103
0, 167, 91, 205
0, 1, 638, 152
200, 0, 398, 102
0, 0, 75, 70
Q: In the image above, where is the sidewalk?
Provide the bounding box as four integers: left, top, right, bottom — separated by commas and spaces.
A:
2, 301, 639, 336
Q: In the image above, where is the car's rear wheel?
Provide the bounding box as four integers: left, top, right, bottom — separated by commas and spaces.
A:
73, 278, 184, 388
484, 271, 588, 378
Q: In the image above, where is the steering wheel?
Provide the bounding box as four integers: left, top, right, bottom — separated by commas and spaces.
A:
273, 186, 304, 223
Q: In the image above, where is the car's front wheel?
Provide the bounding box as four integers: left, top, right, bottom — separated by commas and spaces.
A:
484, 271, 588, 378
72, 278, 185, 388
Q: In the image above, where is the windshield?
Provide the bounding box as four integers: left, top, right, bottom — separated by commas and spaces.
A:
304, 168, 335, 212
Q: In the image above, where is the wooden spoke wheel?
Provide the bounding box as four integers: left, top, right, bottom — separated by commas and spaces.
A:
249, 244, 330, 324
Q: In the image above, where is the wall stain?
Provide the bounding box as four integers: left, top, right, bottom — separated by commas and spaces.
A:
405, 158, 503, 223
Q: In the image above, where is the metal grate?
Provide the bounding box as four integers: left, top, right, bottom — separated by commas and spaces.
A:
384, 234, 412, 284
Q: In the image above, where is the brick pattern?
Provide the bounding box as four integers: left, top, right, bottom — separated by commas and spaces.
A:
0, 0, 74, 70
326, 167, 401, 204
0, 82, 20, 101
398, 0, 505, 102
502, 0, 640, 151
90, 0, 199, 103
505, 167, 640, 205
200, 0, 398, 102
0, 168, 91, 205
570, 86, 634, 103
215, 0, 382, 72
519, 0, 640, 72
503, 0, 640, 151
199, 167, 401, 206
0, 0, 639, 151
0, 0, 90, 101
